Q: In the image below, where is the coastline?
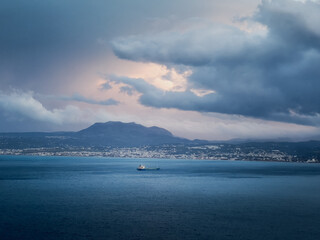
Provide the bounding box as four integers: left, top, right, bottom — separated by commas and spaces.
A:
0, 150, 318, 163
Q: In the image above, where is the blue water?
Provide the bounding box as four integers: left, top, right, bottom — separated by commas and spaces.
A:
1, 156, 320, 240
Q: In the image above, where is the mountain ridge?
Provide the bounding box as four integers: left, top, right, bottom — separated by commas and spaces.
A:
0, 121, 193, 148
1, 121, 320, 162
75, 121, 189, 146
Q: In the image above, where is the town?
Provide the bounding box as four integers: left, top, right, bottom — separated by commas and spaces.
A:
1, 143, 319, 163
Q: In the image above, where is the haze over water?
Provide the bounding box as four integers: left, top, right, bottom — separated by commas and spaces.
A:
1, 155, 320, 240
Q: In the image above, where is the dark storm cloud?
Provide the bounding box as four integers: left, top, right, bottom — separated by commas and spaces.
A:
111, 0, 320, 125
0, 0, 261, 132
112, 25, 259, 66
109, 75, 214, 109
1, 0, 244, 91
0, 0, 201, 91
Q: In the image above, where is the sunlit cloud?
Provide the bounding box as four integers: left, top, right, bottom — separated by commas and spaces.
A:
190, 89, 216, 97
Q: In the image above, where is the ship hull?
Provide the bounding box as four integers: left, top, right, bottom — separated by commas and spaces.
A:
137, 168, 160, 171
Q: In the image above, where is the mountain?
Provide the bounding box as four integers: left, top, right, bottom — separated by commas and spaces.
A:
75, 121, 190, 146
0, 121, 192, 148
1, 122, 320, 162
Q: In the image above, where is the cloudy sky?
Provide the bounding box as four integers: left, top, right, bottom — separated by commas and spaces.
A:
1, 0, 320, 140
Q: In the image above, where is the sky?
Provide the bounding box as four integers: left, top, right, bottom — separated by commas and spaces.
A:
1, 0, 320, 140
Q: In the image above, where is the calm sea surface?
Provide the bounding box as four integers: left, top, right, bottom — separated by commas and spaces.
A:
1, 155, 320, 240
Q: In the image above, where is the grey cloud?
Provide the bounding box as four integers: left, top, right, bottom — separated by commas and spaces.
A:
0, 91, 81, 124
111, 25, 261, 66
61, 93, 119, 106
101, 82, 112, 90
0, 91, 118, 132
0, 0, 179, 92
109, 75, 218, 111
111, 0, 320, 125
109, 75, 320, 126
1, 0, 249, 92
120, 86, 135, 96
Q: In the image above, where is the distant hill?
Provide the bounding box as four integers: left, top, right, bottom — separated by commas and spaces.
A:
75, 121, 190, 146
1, 121, 320, 160
1, 122, 320, 162
0, 121, 192, 148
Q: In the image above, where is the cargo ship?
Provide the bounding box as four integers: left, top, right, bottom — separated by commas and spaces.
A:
137, 164, 160, 171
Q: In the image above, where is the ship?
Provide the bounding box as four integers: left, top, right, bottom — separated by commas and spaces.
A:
137, 164, 160, 171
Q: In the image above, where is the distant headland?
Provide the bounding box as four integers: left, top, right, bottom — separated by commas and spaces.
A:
0, 121, 319, 163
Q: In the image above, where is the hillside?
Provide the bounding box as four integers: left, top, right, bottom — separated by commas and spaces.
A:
0, 121, 191, 148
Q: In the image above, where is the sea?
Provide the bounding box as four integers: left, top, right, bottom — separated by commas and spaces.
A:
1, 155, 320, 240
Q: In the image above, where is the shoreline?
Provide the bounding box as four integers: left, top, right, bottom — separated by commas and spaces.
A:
0, 152, 318, 164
